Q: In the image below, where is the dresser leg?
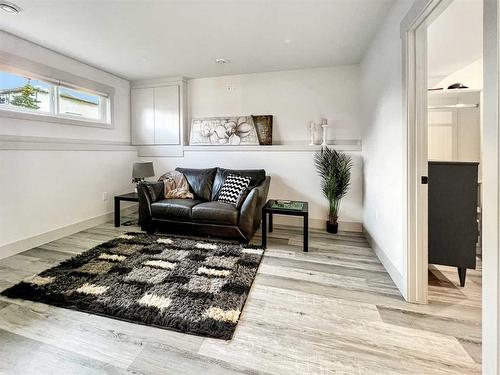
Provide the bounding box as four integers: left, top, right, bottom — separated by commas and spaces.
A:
458, 267, 467, 287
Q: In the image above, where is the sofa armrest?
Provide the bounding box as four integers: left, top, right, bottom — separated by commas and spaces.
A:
239, 176, 271, 240
137, 181, 163, 227
239, 188, 259, 240
253, 176, 271, 213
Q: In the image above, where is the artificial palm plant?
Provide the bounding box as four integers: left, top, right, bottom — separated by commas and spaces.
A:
314, 147, 352, 233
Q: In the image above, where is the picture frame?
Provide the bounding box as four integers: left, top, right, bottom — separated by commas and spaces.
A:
189, 116, 260, 146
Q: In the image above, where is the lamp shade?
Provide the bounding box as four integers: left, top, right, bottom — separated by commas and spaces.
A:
132, 161, 155, 179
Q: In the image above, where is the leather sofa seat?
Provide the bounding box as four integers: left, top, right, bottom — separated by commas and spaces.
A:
151, 199, 203, 220
191, 201, 239, 226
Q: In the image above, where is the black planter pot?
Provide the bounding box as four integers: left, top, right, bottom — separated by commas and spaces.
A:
326, 221, 338, 234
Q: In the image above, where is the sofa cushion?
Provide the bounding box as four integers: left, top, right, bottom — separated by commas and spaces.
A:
191, 201, 239, 226
212, 168, 266, 200
175, 167, 217, 201
151, 199, 203, 220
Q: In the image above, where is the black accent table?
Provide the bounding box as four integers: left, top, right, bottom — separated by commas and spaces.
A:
114, 192, 138, 227
262, 200, 309, 252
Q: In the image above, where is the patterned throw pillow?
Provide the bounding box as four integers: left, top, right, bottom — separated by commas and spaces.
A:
217, 174, 252, 207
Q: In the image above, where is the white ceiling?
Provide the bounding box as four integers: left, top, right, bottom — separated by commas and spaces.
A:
427, 0, 482, 83
0, 0, 395, 80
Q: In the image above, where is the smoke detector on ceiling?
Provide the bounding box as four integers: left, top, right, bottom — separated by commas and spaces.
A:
215, 58, 229, 64
0, 1, 21, 14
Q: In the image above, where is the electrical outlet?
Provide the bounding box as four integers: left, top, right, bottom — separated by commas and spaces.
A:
102, 192, 108, 201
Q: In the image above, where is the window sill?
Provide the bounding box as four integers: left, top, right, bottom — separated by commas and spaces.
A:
0, 108, 113, 129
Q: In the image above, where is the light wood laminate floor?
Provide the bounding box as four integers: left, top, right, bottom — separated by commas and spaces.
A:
0, 215, 481, 374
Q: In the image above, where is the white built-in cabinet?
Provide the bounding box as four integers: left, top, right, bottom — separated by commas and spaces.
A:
154, 86, 180, 144
131, 79, 185, 146
428, 90, 481, 163
131, 88, 154, 145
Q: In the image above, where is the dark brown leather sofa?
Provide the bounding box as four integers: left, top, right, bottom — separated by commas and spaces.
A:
137, 167, 271, 242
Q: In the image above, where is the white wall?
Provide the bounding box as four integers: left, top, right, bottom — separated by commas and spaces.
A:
427, 0, 482, 88
0, 31, 136, 258
359, 0, 414, 294
149, 66, 364, 229
150, 150, 362, 229
188, 66, 363, 143
432, 58, 483, 90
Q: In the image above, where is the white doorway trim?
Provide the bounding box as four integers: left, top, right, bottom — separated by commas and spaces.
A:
400, 0, 451, 304
402, 0, 500, 371
482, 0, 500, 372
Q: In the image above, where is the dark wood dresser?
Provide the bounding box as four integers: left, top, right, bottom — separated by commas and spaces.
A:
428, 161, 479, 286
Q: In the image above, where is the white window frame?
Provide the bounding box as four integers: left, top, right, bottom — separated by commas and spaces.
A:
0, 59, 114, 129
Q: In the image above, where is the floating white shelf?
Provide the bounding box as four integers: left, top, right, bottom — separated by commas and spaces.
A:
428, 88, 481, 96
183, 139, 361, 152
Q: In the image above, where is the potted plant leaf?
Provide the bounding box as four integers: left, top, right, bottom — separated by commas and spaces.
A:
314, 147, 352, 234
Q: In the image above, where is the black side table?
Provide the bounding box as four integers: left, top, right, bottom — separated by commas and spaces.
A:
262, 200, 309, 252
114, 192, 139, 227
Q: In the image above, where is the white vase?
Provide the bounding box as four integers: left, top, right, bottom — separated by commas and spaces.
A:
309, 122, 316, 145
321, 124, 328, 147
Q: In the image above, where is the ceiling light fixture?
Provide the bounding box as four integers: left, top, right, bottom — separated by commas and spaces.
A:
0, 1, 21, 14
215, 58, 229, 64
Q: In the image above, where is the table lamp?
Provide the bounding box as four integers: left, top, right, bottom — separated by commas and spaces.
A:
132, 162, 155, 191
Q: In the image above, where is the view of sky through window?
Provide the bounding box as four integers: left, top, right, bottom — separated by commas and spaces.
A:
0, 71, 50, 91
59, 86, 99, 105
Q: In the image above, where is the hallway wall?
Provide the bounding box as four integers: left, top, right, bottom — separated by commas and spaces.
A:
359, 0, 414, 296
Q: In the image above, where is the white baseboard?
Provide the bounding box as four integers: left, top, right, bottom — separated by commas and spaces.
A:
363, 226, 406, 298
0, 204, 138, 260
273, 215, 362, 232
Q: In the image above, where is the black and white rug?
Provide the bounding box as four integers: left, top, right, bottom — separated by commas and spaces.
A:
0, 232, 264, 340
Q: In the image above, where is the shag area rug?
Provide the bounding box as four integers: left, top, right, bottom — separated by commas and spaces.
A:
1, 232, 264, 340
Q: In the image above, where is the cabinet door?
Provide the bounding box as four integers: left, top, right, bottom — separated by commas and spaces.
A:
154, 85, 180, 144
428, 110, 457, 161
457, 107, 481, 162
131, 88, 154, 145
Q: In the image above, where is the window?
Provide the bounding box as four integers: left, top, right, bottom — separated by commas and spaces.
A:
0, 70, 111, 125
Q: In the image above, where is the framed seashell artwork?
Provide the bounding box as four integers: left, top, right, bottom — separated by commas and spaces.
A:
189, 116, 260, 146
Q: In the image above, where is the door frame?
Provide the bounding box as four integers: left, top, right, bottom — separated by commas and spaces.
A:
400, 0, 451, 304
402, 0, 500, 371
482, 0, 500, 372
